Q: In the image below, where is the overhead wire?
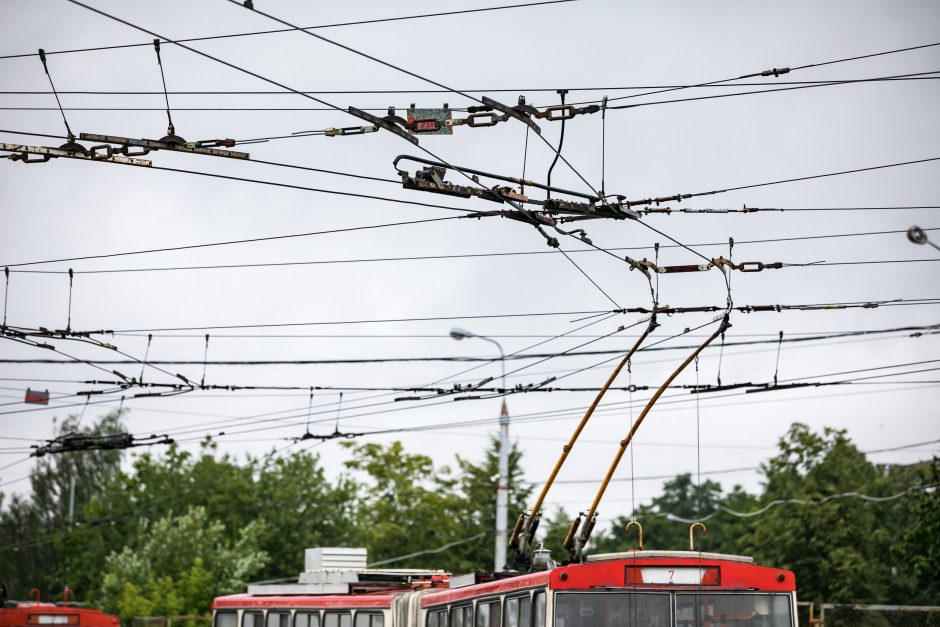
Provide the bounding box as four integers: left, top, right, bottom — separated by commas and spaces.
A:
604, 71, 940, 111
224, 0, 603, 201
4, 226, 939, 273
57, 0, 640, 305
658, 483, 938, 524
3, 76, 938, 96
0, 1, 579, 61
578, 40, 940, 106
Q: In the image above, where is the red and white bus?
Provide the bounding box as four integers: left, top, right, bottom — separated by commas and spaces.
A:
0, 589, 119, 627
212, 548, 797, 627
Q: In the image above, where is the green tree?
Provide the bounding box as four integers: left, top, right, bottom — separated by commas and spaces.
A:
590, 474, 756, 556
452, 437, 532, 571
98, 506, 268, 621
749, 423, 882, 603
897, 458, 940, 604
0, 411, 126, 598
343, 441, 467, 570
81, 438, 357, 582
254, 451, 358, 577
535, 506, 573, 563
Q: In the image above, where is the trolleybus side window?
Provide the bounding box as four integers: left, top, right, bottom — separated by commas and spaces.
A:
215, 611, 237, 627
675, 593, 792, 626
267, 612, 290, 627
243, 611, 264, 627
554, 592, 670, 627
475, 600, 500, 627
352, 612, 384, 627
532, 591, 546, 627
504, 595, 531, 627
450, 605, 472, 627
323, 612, 351, 627
295, 612, 320, 627
427, 609, 448, 627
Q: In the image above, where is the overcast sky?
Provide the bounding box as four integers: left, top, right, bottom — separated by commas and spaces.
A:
1, 1, 939, 534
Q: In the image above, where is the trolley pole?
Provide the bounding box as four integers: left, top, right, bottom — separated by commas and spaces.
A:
451, 327, 509, 571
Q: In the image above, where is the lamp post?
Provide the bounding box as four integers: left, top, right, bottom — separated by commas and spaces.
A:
451, 327, 509, 572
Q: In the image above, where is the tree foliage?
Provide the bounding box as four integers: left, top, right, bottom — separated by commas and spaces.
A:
1, 415, 937, 618
99, 507, 268, 622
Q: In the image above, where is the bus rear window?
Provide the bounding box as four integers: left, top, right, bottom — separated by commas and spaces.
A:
555, 592, 670, 627
676, 593, 791, 626
27, 616, 78, 625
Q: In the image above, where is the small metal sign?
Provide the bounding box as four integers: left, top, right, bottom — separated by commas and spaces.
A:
407, 106, 453, 135
25, 388, 50, 405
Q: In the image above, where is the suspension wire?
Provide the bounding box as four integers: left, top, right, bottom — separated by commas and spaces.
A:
305, 388, 314, 434
334, 392, 344, 431
727, 237, 734, 302
75, 395, 90, 429
139, 333, 152, 384
545, 90, 568, 199
3, 216, 463, 269
521, 125, 530, 195
605, 70, 940, 112
117, 394, 125, 415
556, 248, 621, 309
36, 49, 75, 141
1, 1, 580, 62
628, 358, 636, 522
5, 76, 939, 95
716, 330, 726, 386
2, 267, 9, 326
200, 334, 210, 388
152, 40, 175, 135
773, 331, 784, 386
654, 243, 661, 304
695, 355, 702, 520
600, 95, 608, 197
58, 1, 513, 209
227, 0, 601, 198
585, 42, 940, 107
66, 268, 74, 331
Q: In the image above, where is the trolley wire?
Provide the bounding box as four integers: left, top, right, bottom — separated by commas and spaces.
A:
0, 1, 579, 61
6, 72, 934, 113
576, 40, 940, 106
603, 71, 940, 111
5, 226, 937, 272
0, 216, 463, 269
6, 76, 937, 96
225, 0, 601, 199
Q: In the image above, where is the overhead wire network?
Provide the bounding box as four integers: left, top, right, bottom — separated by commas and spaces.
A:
1, 3, 938, 539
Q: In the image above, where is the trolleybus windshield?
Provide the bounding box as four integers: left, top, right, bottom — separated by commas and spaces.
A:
554, 592, 671, 627
555, 592, 792, 627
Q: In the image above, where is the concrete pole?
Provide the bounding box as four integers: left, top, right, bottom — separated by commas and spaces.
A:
496, 397, 509, 571
449, 327, 508, 571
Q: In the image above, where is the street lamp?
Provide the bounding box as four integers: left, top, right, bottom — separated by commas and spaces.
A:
451, 327, 510, 572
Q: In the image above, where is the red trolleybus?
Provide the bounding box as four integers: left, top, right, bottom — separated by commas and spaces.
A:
212, 547, 796, 627
0, 589, 119, 627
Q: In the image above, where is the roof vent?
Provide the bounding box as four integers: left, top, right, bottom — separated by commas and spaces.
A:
305, 547, 368, 571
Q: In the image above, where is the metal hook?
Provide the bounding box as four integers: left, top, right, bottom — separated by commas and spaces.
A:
689, 521, 707, 550
625, 520, 643, 550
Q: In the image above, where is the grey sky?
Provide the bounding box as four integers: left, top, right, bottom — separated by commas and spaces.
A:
1, 0, 939, 529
